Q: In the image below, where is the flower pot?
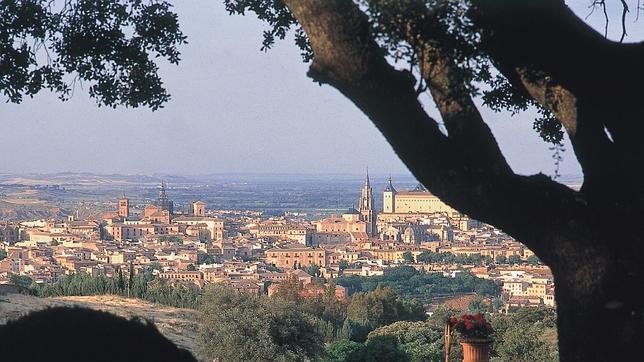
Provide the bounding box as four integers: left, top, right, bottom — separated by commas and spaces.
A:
459, 338, 492, 362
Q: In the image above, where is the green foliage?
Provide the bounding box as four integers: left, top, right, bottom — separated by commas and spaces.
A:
526, 255, 542, 265
402, 251, 414, 263
508, 255, 521, 265
490, 307, 558, 362
272, 274, 304, 303
29, 272, 200, 308
367, 321, 444, 362
326, 340, 365, 362
337, 266, 500, 304
0, 0, 186, 109
9, 274, 34, 289
198, 254, 215, 264
345, 285, 425, 342
0, 249, 6, 261
338, 260, 349, 271
301, 264, 321, 277
363, 335, 408, 361
495, 255, 507, 264
416, 251, 487, 266
223, 0, 312, 61
186, 263, 196, 271
198, 284, 324, 361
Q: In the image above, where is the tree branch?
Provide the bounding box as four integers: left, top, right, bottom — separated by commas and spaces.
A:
282, 0, 590, 264
417, 45, 512, 175
470, 0, 644, 202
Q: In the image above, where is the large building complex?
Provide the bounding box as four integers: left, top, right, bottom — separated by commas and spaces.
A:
382, 176, 456, 214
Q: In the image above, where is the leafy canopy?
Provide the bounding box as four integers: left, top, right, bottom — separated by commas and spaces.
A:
0, 0, 186, 109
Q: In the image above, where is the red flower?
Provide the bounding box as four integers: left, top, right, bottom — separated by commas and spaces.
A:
474, 313, 485, 323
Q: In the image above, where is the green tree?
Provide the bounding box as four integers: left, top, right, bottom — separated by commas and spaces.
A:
402, 251, 414, 264
363, 335, 408, 362
367, 321, 444, 362
491, 307, 558, 362
301, 264, 320, 277
495, 255, 507, 265
526, 255, 542, 265
198, 284, 324, 361
508, 255, 521, 265
0, 1, 185, 108
494, 325, 558, 362
186, 264, 196, 271
326, 340, 365, 362
9, 274, 34, 289
345, 286, 425, 342
272, 274, 304, 303
338, 260, 349, 271
116, 267, 125, 293
0, 249, 6, 261
127, 262, 135, 297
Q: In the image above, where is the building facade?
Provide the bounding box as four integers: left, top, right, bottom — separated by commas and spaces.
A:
382, 178, 456, 214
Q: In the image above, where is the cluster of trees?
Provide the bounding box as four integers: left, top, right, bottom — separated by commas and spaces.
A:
416, 251, 492, 266
414, 251, 542, 266
490, 308, 559, 362
23, 266, 201, 309
198, 280, 557, 362
158, 236, 183, 244
197, 281, 426, 361
494, 255, 542, 265
326, 318, 454, 362
337, 266, 500, 304
0, 249, 6, 261
325, 306, 558, 362
198, 284, 324, 361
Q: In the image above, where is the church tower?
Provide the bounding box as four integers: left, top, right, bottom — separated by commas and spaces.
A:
358, 169, 377, 236
383, 175, 396, 213
192, 200, 205, 217
156, 181, 174, 214
118, 195, 130, 218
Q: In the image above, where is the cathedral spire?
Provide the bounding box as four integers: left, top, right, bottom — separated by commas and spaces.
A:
364, 167, 370, 187
358, 168, 376, 236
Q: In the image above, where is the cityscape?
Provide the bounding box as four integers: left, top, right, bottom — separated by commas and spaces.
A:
1, 0, 635, 361
0, 171, 557, 359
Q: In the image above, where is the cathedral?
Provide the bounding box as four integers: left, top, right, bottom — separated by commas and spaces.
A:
358, 170, 377, 236
155, 181, 174, 214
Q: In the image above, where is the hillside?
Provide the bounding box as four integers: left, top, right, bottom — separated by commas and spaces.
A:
0, 293, 200, 358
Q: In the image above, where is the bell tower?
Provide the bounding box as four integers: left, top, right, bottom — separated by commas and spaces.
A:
118, 195, 130, 218
383, 175, 396, 213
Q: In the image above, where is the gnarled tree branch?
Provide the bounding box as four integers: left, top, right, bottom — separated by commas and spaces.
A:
282, 0, 591, 265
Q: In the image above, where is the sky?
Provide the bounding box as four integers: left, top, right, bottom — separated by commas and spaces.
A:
0, 1, 639, 178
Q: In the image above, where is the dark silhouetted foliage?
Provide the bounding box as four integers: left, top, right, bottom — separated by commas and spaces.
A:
0, 306, 196, 362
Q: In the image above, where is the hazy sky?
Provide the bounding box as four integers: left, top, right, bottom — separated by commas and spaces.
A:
0, 1, 638, 177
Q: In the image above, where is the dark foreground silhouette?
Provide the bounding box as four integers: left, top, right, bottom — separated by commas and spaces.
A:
0, 306, 197, 362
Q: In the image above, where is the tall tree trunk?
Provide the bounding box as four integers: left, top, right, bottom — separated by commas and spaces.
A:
552, 238, 644, 361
